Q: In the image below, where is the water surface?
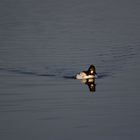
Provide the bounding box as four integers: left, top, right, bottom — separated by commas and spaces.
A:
0, 0, 140, 140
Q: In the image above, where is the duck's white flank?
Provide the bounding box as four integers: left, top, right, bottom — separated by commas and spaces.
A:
76, 72, 94, 80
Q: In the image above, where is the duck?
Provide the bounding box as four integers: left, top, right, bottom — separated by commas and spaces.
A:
76, 65, 97, 80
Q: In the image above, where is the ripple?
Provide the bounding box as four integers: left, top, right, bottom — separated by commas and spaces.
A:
96, 45, 137, 77
0, 45, 138, 80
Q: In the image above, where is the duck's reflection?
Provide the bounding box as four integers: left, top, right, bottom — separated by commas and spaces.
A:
80, 78, 96, 92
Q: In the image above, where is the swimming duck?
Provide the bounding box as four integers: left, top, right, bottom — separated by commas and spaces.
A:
76, 65, 97, 80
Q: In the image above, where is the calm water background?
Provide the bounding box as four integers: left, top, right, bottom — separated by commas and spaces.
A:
0, 0, 140, 139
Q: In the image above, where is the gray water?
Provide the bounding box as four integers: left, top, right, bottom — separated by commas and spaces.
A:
0, 0, 140, 139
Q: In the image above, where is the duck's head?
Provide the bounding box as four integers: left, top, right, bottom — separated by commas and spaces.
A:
87, 65, 96, 75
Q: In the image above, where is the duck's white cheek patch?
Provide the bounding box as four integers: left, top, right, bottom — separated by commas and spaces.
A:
91, 70, 93, 73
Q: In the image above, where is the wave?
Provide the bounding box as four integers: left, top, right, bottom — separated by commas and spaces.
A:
95, 45, 137, 77
0, 67, 56, 77
0, 45, 137, 80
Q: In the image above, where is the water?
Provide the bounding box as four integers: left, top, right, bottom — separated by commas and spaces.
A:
0, 0, 140, 139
